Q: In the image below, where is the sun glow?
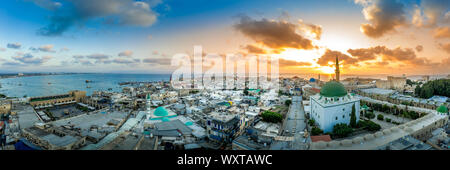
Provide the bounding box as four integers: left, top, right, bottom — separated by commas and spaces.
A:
318, 66, 335, 74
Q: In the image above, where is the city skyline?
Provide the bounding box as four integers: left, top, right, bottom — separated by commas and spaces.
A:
0, 0, 449, 75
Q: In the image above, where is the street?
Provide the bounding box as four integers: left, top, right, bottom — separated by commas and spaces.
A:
282, 96, 309, 150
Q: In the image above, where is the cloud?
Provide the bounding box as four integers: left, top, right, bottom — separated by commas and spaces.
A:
347, 46, 436, 66
86, 53, 110, 60
433, 26, 450, 39
7, 43, 22, 49
60, 47, 70, 52
118, 50, 133, 57
111, 58, 140, 65
242, 44, 266, 54
421, 0, 450, 27
317, 49, 358, 66
74, 59, 94, 66
298, 19, 322, 40
73, 55, 84, 59
12, 53, 52, 65
143, 57, 171, 65
412, 5, 425, 27
279, 58, 312, 67
0, 48, 5, 52
234, 15, 315, 50
35, 0, 162, 36
27, 0, 62, 11
355, 0, 406, 38
2, 61, 24, 67
38, 44, 56, 52
439, 43, 450, 53
415, 45, 423, 52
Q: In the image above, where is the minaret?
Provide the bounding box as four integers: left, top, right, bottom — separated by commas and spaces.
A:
146, 93, 151, 113
335, 55, 340, 82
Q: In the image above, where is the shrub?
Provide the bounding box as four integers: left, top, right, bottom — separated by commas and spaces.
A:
311, 127, 323, 136
261, 111, 283, 123
308, 119, 315, 126
385, 118, 391, 122
357, 120, 381, 132
332, 123, 353, 138
365, 112, 375, 119
377, 114, 384, 121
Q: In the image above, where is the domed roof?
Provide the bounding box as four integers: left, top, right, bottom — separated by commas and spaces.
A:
185, 121, 193, 126
309, 78, 316, 82
320, 81, 347, 97
154, 107, 169, 117
162, 117, 171, 122
437, 105, 448, 113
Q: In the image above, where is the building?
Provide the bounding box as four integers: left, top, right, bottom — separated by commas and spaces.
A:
0, 100, 12, 115
359, 88, 395, 101
206, 112, 242, 143
21, 126, 85, 150
310, 81, 360, 133
376, 135, 433, 150
376, 76, 406, 90
29, 91, 86, 107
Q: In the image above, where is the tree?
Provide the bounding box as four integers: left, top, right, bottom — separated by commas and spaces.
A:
414, 79, 450, 98
332, 123, 353, 138
243, 87, 249, 96
350, 104, 357, 128
285, 100, 292, 106
261, 111, 283, 123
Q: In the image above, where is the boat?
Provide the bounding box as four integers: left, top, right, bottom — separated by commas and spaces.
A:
85, 80, 91, 83
86, 86, 91, 88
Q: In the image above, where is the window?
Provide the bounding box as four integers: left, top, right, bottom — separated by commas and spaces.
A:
343, 115, 345, 118
336, 117, 338, 120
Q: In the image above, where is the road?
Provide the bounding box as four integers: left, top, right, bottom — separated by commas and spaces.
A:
281, 96, 309, 150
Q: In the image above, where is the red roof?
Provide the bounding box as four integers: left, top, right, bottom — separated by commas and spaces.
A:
311, 135, 332, 142
311, 88, 321, 93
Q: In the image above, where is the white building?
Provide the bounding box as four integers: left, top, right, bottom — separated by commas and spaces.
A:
310, 81, 360, 133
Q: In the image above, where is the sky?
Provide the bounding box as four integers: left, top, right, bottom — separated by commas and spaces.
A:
0, 0, 449, 76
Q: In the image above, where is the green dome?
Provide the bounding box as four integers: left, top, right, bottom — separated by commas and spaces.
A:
154, 107, 169, 117
320, 81, 347, 97
162, 117, 171, 122
437, 105, 448, 113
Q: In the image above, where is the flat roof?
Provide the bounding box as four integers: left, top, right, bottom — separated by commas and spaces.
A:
360, 88, 395, 95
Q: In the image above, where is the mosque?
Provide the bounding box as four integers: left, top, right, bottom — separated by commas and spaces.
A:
309, 56, 360, 133
145, 94, 177, 122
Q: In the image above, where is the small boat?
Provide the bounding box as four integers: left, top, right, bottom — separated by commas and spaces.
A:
86, 86, 91, 88
108, 88, 112, 91
85, 80, 91, 83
